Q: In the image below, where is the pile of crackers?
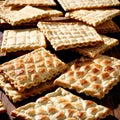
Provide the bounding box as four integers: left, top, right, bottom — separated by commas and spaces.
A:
0, 0, 120, 119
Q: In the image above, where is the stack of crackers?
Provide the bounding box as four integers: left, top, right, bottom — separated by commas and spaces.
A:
0, 0, 120, 119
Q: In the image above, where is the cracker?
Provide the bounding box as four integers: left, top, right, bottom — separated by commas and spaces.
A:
57, 0, 120, 11
37, 21, 103, 51
0, 6, 51, 26
11, 87, 111, 120
4, 0, 56, 7
95, 20, 120, 34
73, 35, 119, 58
0, 47, 68, 92
0, 100, 6, 113
0, 74, 55, 103
54, 55, 120, 99
1, 28, 46, 53
65, 9, 120, 27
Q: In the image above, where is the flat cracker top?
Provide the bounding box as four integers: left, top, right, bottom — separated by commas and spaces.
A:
4, 0, 56, 7
54, 55, 120, 99
11, 87, 111, 120
65, 9, 120, 27
1, 28, 46, 53
0, 5, 50, 26
73, 35, 119, 58
37, 21, 103, 51
0, 47, 68, 92
57, 0, 120, 11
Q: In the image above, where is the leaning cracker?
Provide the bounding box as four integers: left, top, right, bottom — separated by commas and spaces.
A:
1, 28, 46, 53
65, 9, 120, 27
11, 87, 111, 120
0, 47, 68, 92
37, 21, 103, 51
73, 35, 119, 58
54, 55, 120, 99
4, 0, 56, 7
95, 20, 120, 34
0, 100, 6, 113
0, 74, 55, 103
57, 0, 120, 11
0, 6, 50, 26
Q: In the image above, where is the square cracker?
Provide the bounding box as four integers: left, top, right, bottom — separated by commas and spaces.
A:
0, 100, 6, 113
54, 55, 120, 99
73, 35, 119, 58
1, 28, 46, 53
65, 9, 120, 27
11, 87, 111, 120
4, 0, 56, 7
0, 6, 50, 26
37, 21, 103, 51
0, 74, 55, 103
95, 20, 120, 34
0, 47, 68, 92
57, 0, 120, 11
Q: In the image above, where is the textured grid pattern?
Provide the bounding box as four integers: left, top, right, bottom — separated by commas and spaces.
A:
4, 0, 56, 6
0, 74, 55, 103
37, 22, 103, 51
1, 28, 46, 53
11, 88, 111, 120
0, 6, 50, 26
0, 47, 68, 92
66, 9, 120, 27
57, 0, 120, 11
54, 55, 120, 99
73, 35, 119, 58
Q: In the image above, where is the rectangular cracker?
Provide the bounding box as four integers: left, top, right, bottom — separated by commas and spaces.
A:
0, 74, 55, 103
54, 55, 120, 99
0, 6, 51, 26
73, 35, 119, 58
65, 8, 120, 27
95, 20, 120, 34
57, 0, 120, 11
4, 0, 56, 7
0, 47, 68, 92
1, 28, 46, 53
37, 21, 103, 51
11, 87, 111, 120
0, 100, 6, 113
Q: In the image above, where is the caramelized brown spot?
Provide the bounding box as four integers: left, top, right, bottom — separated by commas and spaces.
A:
37, 96, 49, 104
76, 71, 84, 77
101, 72, 109, 79
68, 71, 74, 76
75, 111, 85, 118
25, 57, 33, 63
62, 102, 73, 109
54, 112, 65, 119
103, 59, 111, 64
104, 66, 114, 72
28, 69, 35, 73
80, 78, 89, 85
91, 68, 99, 73
85, 100, 95, 107
47, 106, 57, 114
92, 84, 101, 89
90, 76, 98, 82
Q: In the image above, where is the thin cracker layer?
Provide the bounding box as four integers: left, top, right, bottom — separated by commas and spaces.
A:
54, 55, 120, 99
11, 87, 111, 120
